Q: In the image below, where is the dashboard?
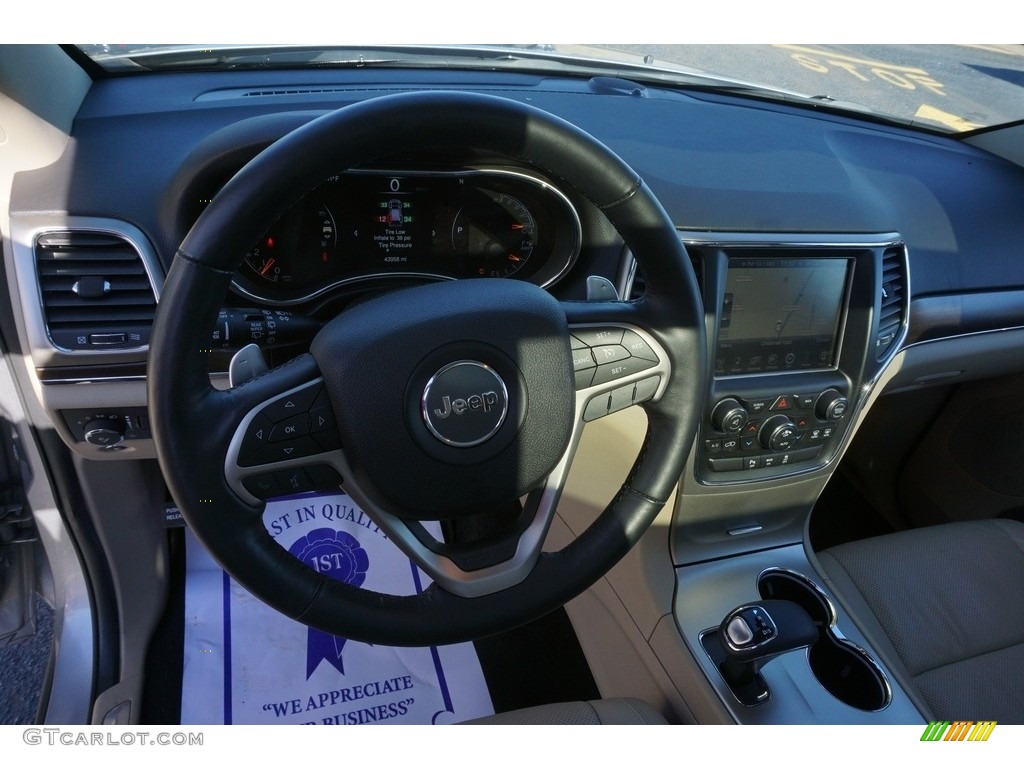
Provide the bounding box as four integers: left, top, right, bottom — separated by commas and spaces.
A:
8, 67, 1024, 466
6, 47, 1024, 729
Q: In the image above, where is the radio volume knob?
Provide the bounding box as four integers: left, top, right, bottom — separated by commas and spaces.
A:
711, 398, 748, 433
815, 389, 849, 421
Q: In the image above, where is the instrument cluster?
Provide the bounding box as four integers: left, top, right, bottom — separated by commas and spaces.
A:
229, 169, 582, 305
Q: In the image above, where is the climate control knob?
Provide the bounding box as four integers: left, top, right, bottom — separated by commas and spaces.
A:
759, 415, 798, 451
815, 389, 849, 421
711, 398, 748, 433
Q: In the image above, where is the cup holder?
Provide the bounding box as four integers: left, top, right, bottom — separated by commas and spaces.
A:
758, 568, 892, 712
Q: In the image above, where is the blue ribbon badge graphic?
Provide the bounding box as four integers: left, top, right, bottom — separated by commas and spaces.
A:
288, 528, 369, 678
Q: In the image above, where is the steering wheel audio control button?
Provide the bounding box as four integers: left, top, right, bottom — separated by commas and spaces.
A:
239, 412, 276, 466
583, 375, 662, 422
262, 384, 321, 423
269, 413, 310, 442
253, 435, 322, 464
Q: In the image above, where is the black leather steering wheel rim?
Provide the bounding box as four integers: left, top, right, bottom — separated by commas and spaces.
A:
149, 91, 706, 646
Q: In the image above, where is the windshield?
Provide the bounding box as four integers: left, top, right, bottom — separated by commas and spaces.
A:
74, 44, 1024, 134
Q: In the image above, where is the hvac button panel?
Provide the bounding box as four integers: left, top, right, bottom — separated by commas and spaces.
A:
571, 327, 660, 390
238, 383, 340, 467
703, 388, 848, 477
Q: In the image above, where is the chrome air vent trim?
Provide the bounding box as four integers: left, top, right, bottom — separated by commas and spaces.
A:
9, 215, 164, 368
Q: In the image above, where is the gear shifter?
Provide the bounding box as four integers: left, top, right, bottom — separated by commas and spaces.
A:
701, 599, 820, 705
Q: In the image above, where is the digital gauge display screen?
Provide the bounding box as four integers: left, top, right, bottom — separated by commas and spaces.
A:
716, 257, 851, 376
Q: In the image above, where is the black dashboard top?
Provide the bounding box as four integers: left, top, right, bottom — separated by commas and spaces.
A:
11, 67, 1024, 311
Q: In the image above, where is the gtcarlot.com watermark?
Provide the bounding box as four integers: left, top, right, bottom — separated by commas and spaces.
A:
22, 729, 204, 747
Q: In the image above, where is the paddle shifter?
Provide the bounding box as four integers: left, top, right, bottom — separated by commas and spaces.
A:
702, 599, 819, 705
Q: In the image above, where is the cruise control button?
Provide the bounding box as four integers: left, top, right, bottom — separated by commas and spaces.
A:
620, 331, 659, 362
572, 348, 597, 371
570, 328, 624, 348
591, 356, 656, 386
590, 344, 630, 365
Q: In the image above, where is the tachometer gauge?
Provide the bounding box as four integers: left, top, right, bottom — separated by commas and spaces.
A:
242, 203, 337, 285
452, 191, 536, 278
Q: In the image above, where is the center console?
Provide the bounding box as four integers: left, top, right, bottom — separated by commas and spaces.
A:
666, 232, 917, 723
671, 233, 907, 562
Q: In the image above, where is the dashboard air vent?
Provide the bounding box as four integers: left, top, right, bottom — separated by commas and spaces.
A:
876, 246, 906, 359
35, 231, 156, 352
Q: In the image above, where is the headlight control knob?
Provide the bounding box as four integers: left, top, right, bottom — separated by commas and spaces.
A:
83, 417, 126, 447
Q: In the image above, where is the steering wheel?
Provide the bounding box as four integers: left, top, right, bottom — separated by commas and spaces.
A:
149, 91, 705, 646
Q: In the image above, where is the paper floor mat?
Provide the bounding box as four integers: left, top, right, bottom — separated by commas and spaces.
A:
181, 492, 494, 725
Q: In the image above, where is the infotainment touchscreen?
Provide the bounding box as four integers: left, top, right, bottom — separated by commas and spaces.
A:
716, 257, 851, 376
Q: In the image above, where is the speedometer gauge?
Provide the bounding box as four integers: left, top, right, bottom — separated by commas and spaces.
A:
452, 191, 536, 278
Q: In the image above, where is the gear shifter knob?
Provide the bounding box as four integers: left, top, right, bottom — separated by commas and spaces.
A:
716, 599, 820, 699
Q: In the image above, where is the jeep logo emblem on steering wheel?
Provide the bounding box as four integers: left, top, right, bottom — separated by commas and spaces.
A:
421, 360, 509, 447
